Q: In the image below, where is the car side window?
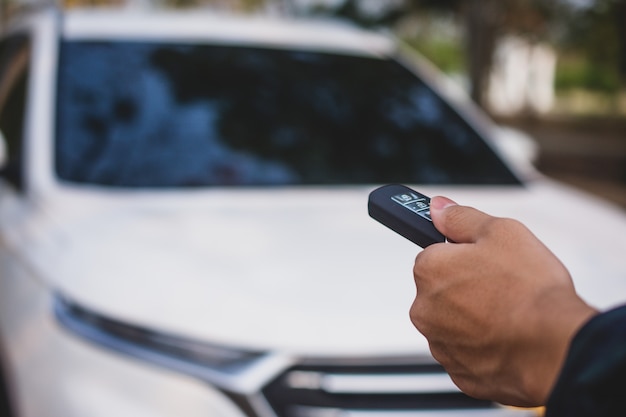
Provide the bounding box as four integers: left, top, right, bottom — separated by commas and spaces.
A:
0, 34, 31, 191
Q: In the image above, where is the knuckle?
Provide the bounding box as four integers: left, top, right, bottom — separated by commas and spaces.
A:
450, 375, 484, 400
429, 343, 448, 364
409, 298, 426, 331
413, 251, 428, 276
413, 245, 446, 277
409, 298, 438, 339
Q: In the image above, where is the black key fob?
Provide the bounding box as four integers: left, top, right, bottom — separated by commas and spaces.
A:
368, 184, 445, 248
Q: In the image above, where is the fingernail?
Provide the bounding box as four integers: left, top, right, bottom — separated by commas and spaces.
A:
430, 196, 457, 211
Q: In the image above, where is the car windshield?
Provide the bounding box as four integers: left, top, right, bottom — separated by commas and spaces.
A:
55, 40, 520, 187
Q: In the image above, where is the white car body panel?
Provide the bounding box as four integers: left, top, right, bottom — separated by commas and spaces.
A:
7, 180, 626, 356
0, 6, 624, 417
0, 259, 247, 417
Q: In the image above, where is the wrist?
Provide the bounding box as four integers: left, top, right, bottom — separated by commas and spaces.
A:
521, 291, 598, 405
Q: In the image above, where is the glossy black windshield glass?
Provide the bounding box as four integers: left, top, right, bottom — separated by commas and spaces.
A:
55, 41, 520, 187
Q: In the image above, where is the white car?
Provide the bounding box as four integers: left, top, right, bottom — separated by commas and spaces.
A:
1, 6, 625, 417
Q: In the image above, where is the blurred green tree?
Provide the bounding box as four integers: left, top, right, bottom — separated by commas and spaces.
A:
554, 0, 624, 92
410, 0, 562, 107
293, 0, 561, 108
306, 0, 624, 108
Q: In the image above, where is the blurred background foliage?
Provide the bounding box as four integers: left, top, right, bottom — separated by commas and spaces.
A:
1, 0, 625, 116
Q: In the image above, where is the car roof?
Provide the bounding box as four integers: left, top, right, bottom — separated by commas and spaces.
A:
59, 8, 395, 57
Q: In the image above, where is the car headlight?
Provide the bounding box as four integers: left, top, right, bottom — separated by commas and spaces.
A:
53, 293, 286, 394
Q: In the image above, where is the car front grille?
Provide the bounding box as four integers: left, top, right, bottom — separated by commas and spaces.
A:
261, 362, 497, 417
55, 295, 533, 417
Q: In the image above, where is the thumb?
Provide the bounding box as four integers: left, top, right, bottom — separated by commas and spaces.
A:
430, 196, 494, 244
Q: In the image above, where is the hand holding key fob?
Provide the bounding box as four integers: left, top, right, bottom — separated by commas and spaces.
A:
368, 184, 445, 248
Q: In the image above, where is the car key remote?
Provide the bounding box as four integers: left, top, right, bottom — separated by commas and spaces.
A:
368, 184, 445, 248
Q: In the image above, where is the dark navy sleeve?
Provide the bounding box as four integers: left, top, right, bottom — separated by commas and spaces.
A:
545, 305, 626, 417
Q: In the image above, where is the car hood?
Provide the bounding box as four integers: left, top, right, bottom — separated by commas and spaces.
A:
24, 180, 626, 356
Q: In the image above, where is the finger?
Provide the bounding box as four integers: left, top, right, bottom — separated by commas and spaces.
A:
430, 197, 495, 244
